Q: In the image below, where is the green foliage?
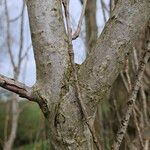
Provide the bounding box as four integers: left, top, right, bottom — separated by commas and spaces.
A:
14, 140, 48, 150
0, 100, 45, 148
16, 101, 45, 145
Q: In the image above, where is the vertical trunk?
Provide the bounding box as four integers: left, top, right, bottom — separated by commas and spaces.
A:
26, 0, 150, 149
84, 1, 103, 148
85, 0, 97, 54
4, 72, 20, 150
27, 0, 93, 149
3, 95, 19, 150
3, 0, 25, 149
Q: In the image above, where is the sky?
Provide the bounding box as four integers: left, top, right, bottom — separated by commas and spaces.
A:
0, 0, 109, 86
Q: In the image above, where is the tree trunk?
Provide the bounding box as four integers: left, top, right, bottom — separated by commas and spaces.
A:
3, 94, 19, 150
13, 0, 150, 149
27, 0, 93, 149
4, 71, 20, 150
85, 0, 97, 54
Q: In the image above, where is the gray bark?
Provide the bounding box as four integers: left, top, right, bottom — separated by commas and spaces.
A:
78, 0, 149, 117
3, 0, 149, 149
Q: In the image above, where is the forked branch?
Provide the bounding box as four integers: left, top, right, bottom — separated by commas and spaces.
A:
62, 0, 102, 149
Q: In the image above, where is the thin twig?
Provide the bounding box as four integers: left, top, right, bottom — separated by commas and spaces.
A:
133, 109, 145, 148
120, 72, 130, 93
113, 98, 121, 122
72, 0, 87, 40
20, 44, 31, 64
125, 60, 132, 91
112, 48, 150, 150
100, 0, 107, 23
62, 0, 102, 149
121, 63, 145, 148
5, 0, 16, 70
18, 0, 26, 72
133, 48, 149, 126
140, 88, 149, 126
121, 52, 147, 149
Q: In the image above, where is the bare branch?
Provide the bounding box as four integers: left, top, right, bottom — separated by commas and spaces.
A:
121, 72, 130, 93
133, 48, 149, 125
112, 35, 150, 150
5, 0, 16, 69
124, 59, 132, 91
121, 56, 145, 149
121, 59, 145, 148
0, 74, 35, 102
100, 0, 107, 23
78, 0, 150, 117
72, 0, 87, 40
20, 44, 31, 62
18, 0, 26, 71
133, 109, 145, 149
9, 14, 22, 22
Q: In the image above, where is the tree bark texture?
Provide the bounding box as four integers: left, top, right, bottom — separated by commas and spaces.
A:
19, 0, 150, 149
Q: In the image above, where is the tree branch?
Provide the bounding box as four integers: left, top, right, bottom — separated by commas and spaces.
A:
5, 0, 16, 70
62, 0, 102, 149
100, 0, 107, 23
78, 0, 150, 117
112, 27, 150, 149
72, 0, 87, 40
0, 74, 35, 101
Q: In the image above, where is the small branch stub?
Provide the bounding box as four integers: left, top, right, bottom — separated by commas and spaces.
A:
0, 74, 35, 102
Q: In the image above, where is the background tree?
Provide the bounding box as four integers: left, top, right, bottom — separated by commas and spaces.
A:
3, 1, 25, 150
0, 0, 34, 149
